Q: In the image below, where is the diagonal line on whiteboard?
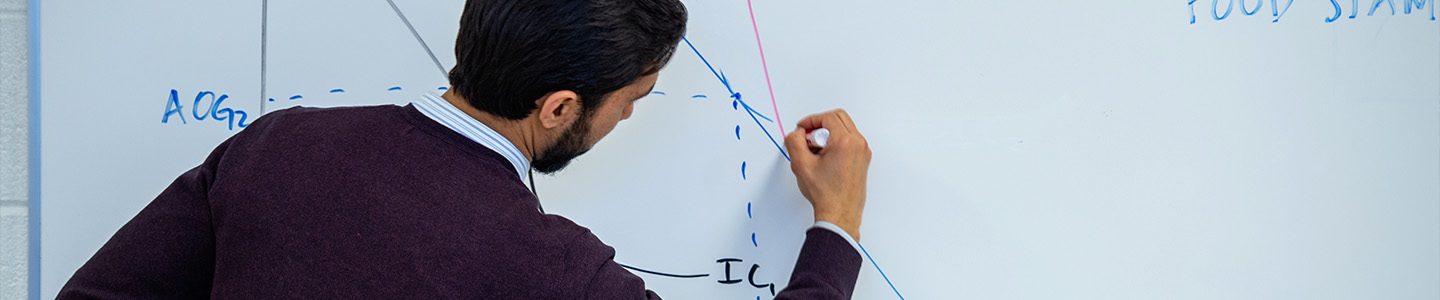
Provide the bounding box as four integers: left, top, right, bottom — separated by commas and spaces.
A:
386, 0, 447, 78
746, 0, 786, 136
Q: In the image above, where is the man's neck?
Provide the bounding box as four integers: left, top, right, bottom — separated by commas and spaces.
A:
441, 90, 536, 162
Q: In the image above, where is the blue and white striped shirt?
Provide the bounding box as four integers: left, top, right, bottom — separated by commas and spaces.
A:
413, 93, 531, 182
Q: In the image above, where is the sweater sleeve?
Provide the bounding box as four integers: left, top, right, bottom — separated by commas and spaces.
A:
564, 229, 664, 300
55, 155, 224, 299
774, 228, 864, 300
56, 108, 286, 299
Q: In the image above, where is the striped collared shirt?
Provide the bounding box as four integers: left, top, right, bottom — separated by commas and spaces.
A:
412, 93, 530, 181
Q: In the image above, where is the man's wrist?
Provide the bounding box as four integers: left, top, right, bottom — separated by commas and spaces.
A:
814, 214, 861, 241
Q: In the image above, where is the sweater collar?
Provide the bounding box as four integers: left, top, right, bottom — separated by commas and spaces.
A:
412, 93, 530, 181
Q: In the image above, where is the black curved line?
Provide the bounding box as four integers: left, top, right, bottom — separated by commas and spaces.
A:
616, 263, 710, 278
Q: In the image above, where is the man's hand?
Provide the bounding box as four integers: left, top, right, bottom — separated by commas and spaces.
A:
784, 109, 871, 242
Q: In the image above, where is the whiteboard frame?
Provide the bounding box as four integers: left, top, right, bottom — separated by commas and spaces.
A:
27, 0, 41, 299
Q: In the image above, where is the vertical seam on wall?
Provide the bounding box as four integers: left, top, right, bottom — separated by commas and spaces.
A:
27, 0, 40, 298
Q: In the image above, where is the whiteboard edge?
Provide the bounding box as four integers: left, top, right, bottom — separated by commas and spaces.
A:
28, 0, 41, 298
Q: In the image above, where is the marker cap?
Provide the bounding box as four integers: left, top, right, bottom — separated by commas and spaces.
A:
806, 128, 830, 149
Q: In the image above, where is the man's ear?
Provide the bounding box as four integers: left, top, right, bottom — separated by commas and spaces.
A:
536, 90, 581, 130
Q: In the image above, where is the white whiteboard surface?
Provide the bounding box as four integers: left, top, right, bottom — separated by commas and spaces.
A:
39, 0, 1439, 299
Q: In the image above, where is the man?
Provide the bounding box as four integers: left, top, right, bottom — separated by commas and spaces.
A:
59, 0, 872, 298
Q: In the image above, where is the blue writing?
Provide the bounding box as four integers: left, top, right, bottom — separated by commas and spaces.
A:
1189, 0, 1199, 24
1329, 0, 1344, 21
1242, 0, 1263, 15
236, 110, 250, 129
162, 89, 251, 131
207, 94, 248, 130
1272, 0, 1294, 22
192, 91, 215, 121
1370, 0, 1393, 15
1200, 0, 1430, 22
1214, 0, 1235, 20
1405, 0, 1431, 16
162, 89, 187, 124
208, 93, 229, 122
1328, 0, 1432, 20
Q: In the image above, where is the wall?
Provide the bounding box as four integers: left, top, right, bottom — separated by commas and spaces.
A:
0, 0, 28, 298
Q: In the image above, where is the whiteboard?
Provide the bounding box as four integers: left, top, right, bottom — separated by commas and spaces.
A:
38, 0, 1439, 299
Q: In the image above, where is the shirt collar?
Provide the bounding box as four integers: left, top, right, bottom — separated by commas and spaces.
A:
412, 93, 530, 181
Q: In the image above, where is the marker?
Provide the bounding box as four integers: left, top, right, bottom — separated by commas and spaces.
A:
805, 128, 830, 150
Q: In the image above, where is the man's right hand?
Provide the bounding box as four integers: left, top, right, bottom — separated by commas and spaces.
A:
784, 109, 872, 242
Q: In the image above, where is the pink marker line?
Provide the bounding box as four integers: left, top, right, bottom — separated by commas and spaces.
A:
746, 0, 785, 137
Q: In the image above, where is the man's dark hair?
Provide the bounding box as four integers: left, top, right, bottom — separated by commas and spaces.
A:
449, 0, 688, 120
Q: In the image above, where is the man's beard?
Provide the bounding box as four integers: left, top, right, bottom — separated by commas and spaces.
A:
531, 112, 593, 174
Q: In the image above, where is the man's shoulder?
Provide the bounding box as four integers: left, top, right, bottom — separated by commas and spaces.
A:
249, 104, 408, 131
227, 104, 431, 153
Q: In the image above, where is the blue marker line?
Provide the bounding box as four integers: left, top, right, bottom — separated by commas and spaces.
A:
651, 91, 666, 95
739, 99, 775, 123
1240, 0, 1262, 15
682, 37, 775, 123
751, 233, 758, 247
329, 89, 345, 93
288, 95, 303, 100
859, 243, 906, 300
388, 86, 403, 91
744, 107, 790, 161
741, 161, 747, 180
691, 94, 707, 98
747, 202, 752, 218
438, 86, 448, 90
682, 37, 734, 94
268, 98, 275, 102
735, 125, 741, 140
683, 36, 787, 160
1213, 0, 1234, 20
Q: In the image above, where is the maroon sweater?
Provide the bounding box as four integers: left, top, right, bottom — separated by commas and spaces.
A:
59, 105, 861, 299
